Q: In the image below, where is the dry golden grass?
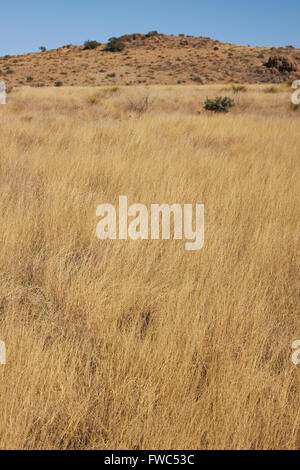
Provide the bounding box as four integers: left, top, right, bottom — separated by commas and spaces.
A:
0, 85, 299, 450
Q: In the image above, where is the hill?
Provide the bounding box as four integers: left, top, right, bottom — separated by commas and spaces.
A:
1, 33, 299, 88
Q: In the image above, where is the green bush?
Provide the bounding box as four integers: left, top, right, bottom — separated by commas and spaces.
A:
83, 40, 101, 50
263, 55, 297, 73
39, 46, 47, 52
146, 31, 159, 37
192, 77, 203, 84
55, 81, 63, 87
105, 37, 126, 52
204, 96, 235, 113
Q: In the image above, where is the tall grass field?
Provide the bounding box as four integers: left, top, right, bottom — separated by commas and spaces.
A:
0, 85, 299, 449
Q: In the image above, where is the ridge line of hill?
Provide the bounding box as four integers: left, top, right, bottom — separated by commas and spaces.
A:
1, 33, 299, 88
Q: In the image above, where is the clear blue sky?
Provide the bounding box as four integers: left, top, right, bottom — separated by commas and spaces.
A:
0, 0, 299, 56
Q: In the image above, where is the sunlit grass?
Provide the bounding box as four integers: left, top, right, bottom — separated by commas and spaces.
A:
0, 85, 299, 449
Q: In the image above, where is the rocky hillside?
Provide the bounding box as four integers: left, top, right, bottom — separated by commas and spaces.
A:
1, 33, 299, 88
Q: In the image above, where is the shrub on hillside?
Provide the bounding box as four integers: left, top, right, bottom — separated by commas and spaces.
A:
105, 37, 126, 52
146, 31, 159, 38
263, 55, 297, 73
204, 96, 235, 113
192, 77, 203, 84
83, 40, 101, 50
